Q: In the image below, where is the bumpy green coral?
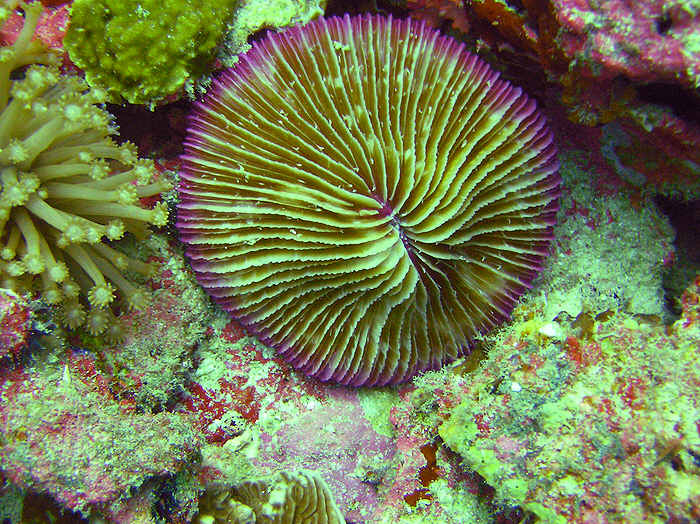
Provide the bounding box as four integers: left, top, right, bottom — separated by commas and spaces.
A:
65, 0, 237, 105
220, 0, 325, 67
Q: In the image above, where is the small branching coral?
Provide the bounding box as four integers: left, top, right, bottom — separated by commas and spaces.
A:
0, 2, 171, 335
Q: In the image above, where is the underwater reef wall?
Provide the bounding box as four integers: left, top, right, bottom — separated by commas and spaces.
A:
406, 0, 700, 199
0, 0, 698, 523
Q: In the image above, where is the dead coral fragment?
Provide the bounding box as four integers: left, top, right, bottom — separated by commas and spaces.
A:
196, 470, 344, 524
0, 2, 171, 334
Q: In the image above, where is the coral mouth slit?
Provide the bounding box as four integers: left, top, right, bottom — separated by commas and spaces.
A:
177, 14, 561, 386
373, 196, 417, 264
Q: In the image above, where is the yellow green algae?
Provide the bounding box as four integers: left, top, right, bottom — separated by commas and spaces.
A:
399, 149, 698, 522
534, 150, 675, 319
359, 388, 400, 438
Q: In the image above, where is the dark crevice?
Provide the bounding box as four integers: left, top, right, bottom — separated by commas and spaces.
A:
635, 82, 700, 127
247, 27, 274, 44
152, 475, 181, 522
108, 99, 190, 158
655, 196, 700, 316
655, 13, 672, 34
324, 0, 408, 17
19, 491, 88, 524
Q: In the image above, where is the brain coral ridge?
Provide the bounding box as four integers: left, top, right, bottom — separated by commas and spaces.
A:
177, 14, 561, 387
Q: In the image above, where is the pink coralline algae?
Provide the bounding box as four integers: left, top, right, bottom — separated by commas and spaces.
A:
0, 2, 69, 51
553, 0, 700, 89
0, 289, 30, 361
181, 316, 332, 444
552, 0, 700, 197
0, 1, 76, 76
251, 391, 398, 523
440, 0, 700, 120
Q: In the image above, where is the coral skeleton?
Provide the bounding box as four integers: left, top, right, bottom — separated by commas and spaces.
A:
0, 2, 171, 334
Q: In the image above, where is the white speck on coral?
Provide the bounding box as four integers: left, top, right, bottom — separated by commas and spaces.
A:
539, 321, 563, 339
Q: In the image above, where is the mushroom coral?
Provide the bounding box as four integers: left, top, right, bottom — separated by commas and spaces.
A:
196, 470, 344, 524
177, 14, 560, 386
0, 2, 171, 335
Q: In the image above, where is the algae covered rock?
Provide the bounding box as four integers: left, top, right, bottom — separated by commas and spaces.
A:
438, 302, 700, 522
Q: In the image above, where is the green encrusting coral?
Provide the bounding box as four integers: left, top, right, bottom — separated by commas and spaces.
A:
64, 0, 237, 105
219, 0, 326, 68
